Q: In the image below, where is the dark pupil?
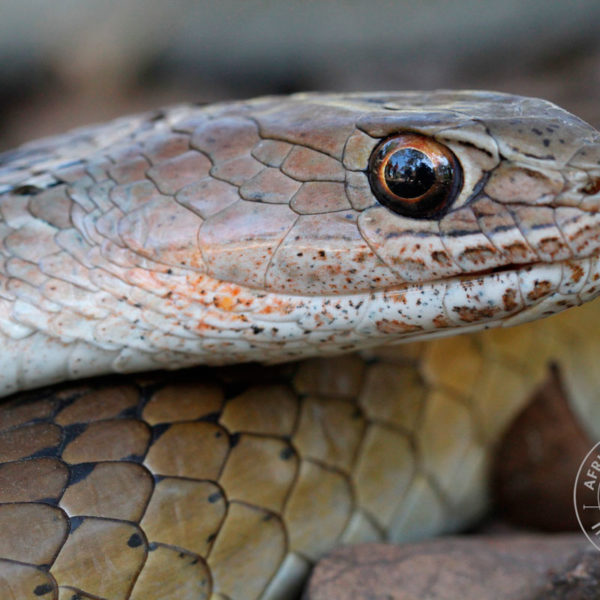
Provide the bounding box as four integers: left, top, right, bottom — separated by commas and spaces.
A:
384, 149, 435, 198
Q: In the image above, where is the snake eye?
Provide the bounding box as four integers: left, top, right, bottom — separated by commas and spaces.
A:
368, 133, 462, 219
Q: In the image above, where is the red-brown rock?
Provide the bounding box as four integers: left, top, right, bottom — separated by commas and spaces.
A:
304, 535, 594, 600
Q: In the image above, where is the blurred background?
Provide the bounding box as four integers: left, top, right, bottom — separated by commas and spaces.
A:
1, 0, 600, 150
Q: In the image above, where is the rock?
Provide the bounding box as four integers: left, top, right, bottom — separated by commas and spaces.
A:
492, 366, 593, 531
304, 535, 593, 600
533, 547, 600, 599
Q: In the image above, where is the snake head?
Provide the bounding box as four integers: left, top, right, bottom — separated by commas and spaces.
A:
185, 91, 600, 359
2, 91, 600, 377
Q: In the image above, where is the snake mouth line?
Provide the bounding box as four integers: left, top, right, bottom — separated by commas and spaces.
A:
467, 252, 599, 282
469, 260, 541, 279
247, 254, 598, 301
393, 252, 600, 295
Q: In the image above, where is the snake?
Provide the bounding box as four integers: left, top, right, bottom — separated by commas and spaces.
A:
1, 91, 600, 600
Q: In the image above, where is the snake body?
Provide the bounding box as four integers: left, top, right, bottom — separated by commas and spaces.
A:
1, 91, 600, 599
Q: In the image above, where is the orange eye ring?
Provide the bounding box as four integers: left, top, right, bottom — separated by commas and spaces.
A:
368, 133, 462, 219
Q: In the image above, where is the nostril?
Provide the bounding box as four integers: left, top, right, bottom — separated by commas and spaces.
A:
581, 177, 600, 195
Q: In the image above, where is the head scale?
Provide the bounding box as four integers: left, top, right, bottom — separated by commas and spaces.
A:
2, 91, 600, 372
